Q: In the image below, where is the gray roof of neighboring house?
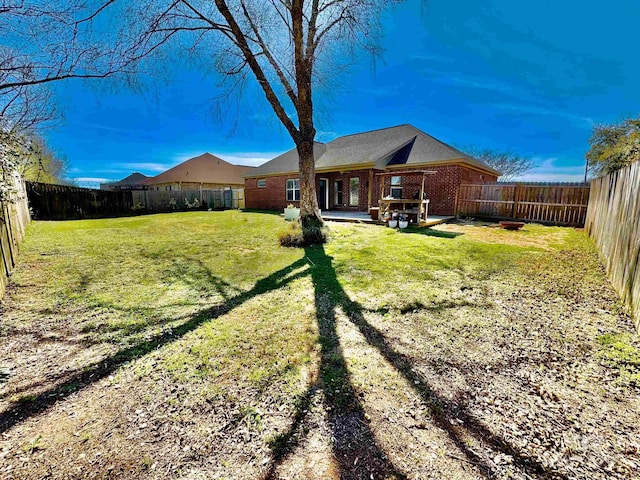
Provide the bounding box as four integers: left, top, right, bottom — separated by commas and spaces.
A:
246, 124, 501, 177
112, 172, 149, 186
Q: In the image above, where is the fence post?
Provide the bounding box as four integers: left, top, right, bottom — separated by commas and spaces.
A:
512, 183, 522, 219
0, 174, 31, 300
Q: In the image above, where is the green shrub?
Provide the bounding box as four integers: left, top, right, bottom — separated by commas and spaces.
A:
278, 221, 328, 247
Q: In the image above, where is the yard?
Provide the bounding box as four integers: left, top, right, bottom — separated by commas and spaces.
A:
0, 211, 638, 479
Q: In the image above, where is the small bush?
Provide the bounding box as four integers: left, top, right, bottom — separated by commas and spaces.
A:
185, 198, 201, 209
278, 222, 304, 247
278, 222, 328, 247
303, 225, 328, 245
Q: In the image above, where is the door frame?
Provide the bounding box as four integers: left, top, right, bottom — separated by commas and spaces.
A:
319, 177, 329, 210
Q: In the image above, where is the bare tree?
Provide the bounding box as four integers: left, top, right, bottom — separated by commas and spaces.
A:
0, 1, 183, 128
121, 0, 392, 238
2, 0, 395, 235
0, 1, 178, 193
460, 146, 535, 181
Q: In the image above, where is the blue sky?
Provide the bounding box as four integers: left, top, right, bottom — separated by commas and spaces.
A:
44, 0, 640, 187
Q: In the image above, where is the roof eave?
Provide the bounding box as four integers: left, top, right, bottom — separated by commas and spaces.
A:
245, 162, 378, 178
386, 158, 502, 176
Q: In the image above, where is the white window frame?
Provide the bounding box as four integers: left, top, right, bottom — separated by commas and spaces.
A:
286, 179, 300, 202
390, 176, 403, 199
319, 178, 329, 210
257, 178, 266, 188
334, 180, 343, 206
349, 177, 359, 207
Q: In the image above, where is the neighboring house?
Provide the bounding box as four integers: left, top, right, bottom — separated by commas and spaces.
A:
244, 124, 501, 215
100, 172, 149, 191
143, 153, 255, 191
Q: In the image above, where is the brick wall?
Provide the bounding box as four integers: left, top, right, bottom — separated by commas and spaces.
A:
423, 166, 462, 215
378, 166, 496, 215
149, 182, 243, 191
245, 170, 375, 211
323, 170, 372, 211
245, 175, 291, 210
245, 165, 497, 215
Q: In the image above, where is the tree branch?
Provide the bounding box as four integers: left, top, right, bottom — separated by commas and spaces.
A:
239, 0, 298, 106
313, 5, 352, 52
75, 0, 116, 27
213, 0, 300, 140
178, 0, 238, 44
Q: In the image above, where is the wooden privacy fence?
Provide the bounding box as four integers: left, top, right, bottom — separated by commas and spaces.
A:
132, 188, 245, 211
26, 182, 245, 220
456, 182, 590, 226
27, 182, 134, 220
1, 173, 30, 299
585, 162, 640, 331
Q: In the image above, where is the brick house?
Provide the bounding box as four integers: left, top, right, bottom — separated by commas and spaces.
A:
143, 153, 255, 191
244, 124, 501, 216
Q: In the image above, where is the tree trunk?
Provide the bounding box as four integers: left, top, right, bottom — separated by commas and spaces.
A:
296, 138, 323, 229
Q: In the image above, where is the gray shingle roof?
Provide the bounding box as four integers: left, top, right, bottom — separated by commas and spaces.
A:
112, 172, 149, 186
247, 143, 327, 176
246, 124, 501, 177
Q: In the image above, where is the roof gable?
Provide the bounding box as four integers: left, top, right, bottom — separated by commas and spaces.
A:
386, 137, 416, 166
245, 124, 501, 177
145, 153, 255, 185
113, 172, 149, 186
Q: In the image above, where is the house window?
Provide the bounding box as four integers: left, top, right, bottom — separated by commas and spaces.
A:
349, 177, 359, 206
334, 180, 343, 206
286, 179, 300, 201
391, 176, 403, 199
257, 178, 266, 188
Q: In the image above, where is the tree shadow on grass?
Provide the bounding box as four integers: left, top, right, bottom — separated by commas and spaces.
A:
264, 244, 406, 479
0, 258, 309, 434
2, 243, 565, 479
397, 227, 463, 238
267, 245, 563, 479
161, 257, 243, 301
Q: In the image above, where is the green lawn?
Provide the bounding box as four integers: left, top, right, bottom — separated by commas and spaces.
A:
0, 211, 638, 479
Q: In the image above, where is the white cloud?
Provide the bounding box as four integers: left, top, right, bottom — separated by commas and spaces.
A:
72, 177, 111, 188
410, 53, 456, 64
215, 152, 283, 167
73, 177, 110, 183
169, 151, 207, 164
113, 162, 173, 172
512, 157, 588, 182
494, 103, 595, 129
515, 172, 587, 182
82, 123, 132, 134
431, 73, 515, 94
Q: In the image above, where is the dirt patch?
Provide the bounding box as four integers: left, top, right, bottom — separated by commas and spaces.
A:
435, 220, 571, 249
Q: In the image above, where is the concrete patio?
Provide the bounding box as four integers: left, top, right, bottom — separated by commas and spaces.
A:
321, 210, 455, 227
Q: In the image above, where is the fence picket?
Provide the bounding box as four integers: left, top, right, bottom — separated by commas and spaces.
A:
585, 162, 640, 330
455, 182, 590, 226
26, 183, 246, 220
0, 173, 31, 300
